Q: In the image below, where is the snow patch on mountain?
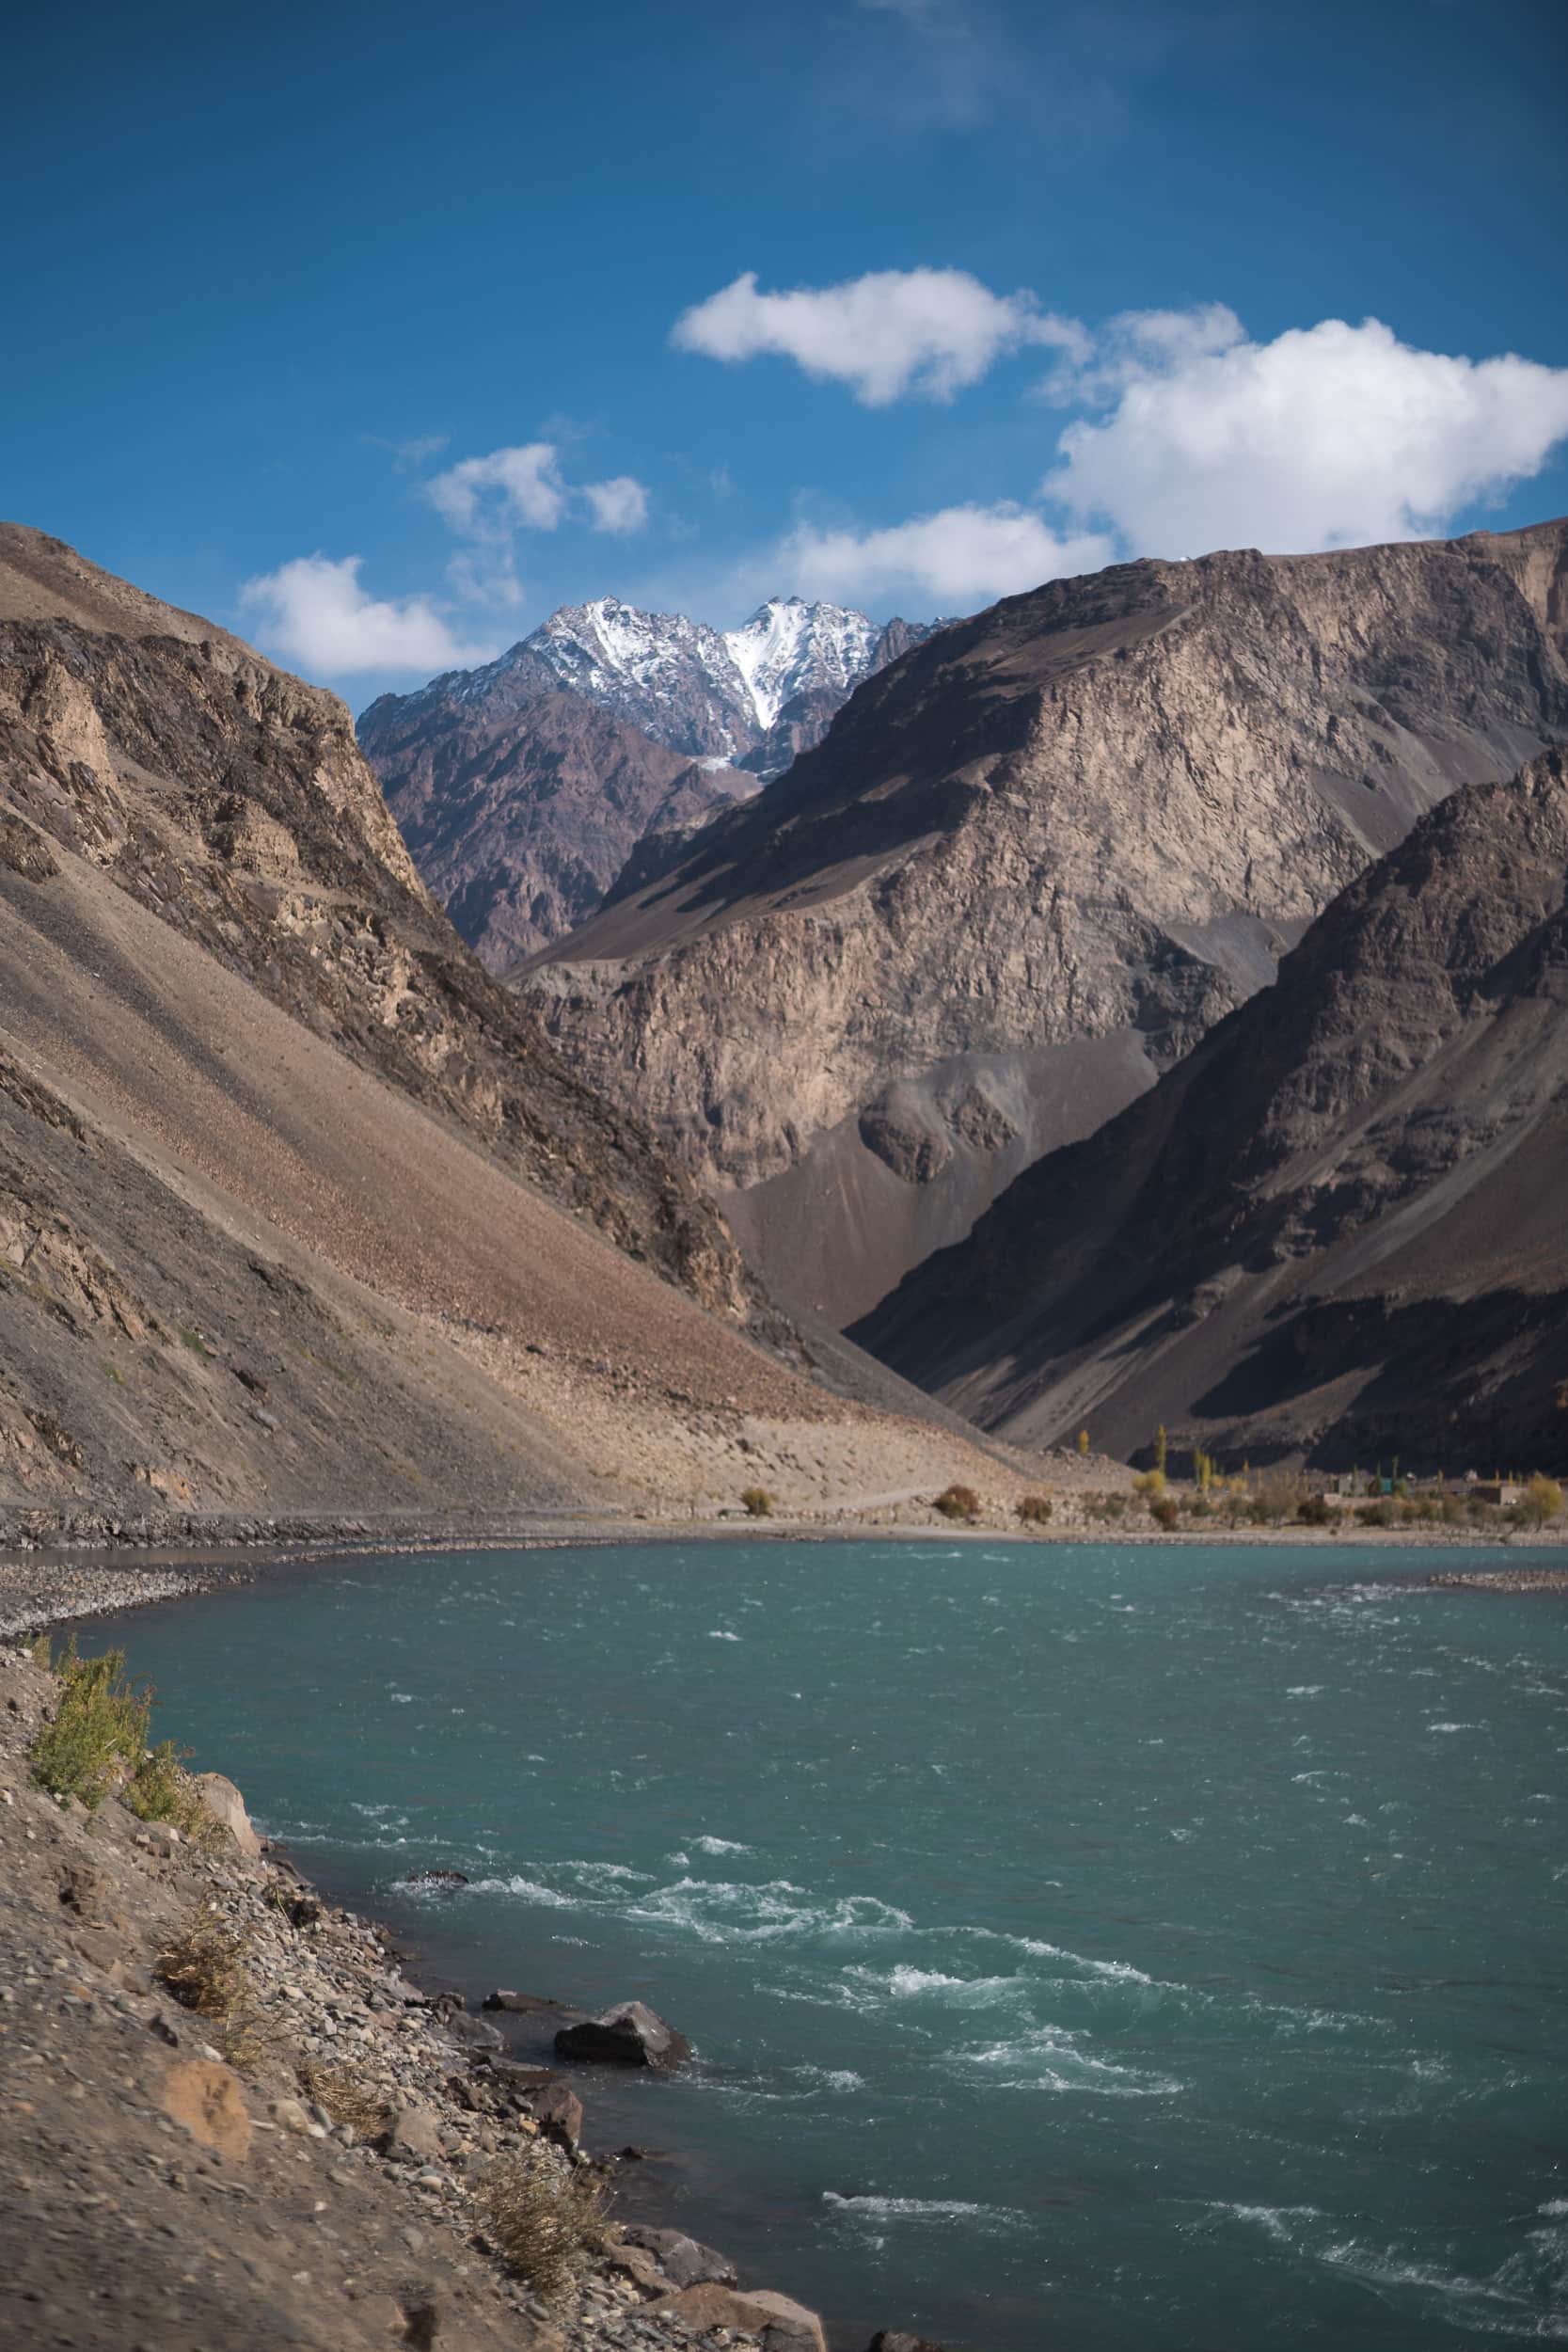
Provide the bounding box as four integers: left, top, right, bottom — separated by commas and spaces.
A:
723, 597, 880, 731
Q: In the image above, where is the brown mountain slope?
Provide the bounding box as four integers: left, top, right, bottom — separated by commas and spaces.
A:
854, 749, 1568, 1474
0, 526, 1006, 1524
524, 521, 1568, 1327
358, 679, 757, 970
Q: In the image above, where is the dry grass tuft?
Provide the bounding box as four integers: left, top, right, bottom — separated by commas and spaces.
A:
154, 1907, 274, 2074
479, 2146, 610, 2301
299, 2060, 391, 2141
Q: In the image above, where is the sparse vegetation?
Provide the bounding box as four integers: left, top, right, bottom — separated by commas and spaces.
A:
29, 1640, 152, 1809
740, 1485, 773, 1518
1516, 1473, 1564, 1528
125, 1740, 225, 1847
933, 1483, 981, 1521
1016, 1494, 1053, 1524
1297, 1493, 1333, 1527
28, 1638, 224, 1840
479, 2146, 610, 2300
299, 2059, 390, 2141
1149, 1494, 1180, 1530
1077, 1428, 1090, 1457
154, 1905, 271, 2072
1357, 1497, 1397, 1529
1154, 1424, 1168, 1477
1132, 1468, 1166, 1499
1194, 1450, 1216, 1494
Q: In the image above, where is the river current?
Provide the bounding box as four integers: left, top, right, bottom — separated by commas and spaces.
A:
96, 1539, 1568, 2350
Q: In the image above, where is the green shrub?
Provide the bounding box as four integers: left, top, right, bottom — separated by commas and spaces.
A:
29, 1641, 151, 1808
1356, 1498, 1396, 1529
1517, 1473, 1565, 1527
739, 1486, 773, 1518
1016, 1494, 1053, 1524
125, 1740, 225, 1847
933, 1484, 981, 1521
480, 2147, 610, 2300
1132, 1468, 1166, 1499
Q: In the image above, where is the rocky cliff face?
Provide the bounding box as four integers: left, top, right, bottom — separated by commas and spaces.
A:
524, 522, 1568, 1325
0, 526, 1004, 1523
356, 680, 758, 969
358, 598, 939, 965
856, 748, 1568, 1472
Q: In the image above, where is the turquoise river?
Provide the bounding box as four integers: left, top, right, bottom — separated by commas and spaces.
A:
92, 1539, 1567, 2350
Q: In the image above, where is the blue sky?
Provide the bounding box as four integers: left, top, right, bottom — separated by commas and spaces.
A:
5, 0, 1566, 704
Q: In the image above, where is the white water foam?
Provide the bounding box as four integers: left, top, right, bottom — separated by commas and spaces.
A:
823, 2191, 1027, 2229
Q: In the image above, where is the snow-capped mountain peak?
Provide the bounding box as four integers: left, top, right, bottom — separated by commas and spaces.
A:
380, 592, 940, 778
722, 597, 880, 731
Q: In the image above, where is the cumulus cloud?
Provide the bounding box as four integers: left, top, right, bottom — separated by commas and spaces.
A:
425, 442, 568, 537
582, 474, 650, 533
1048, 313, 1568, 555
240, 555, 499, 677
673, 268, 1085, 406
772, 502, 1114, 610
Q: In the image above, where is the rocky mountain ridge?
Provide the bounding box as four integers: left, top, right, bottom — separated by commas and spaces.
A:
357, 596, 940, 966
857, 747, 1568, 1471
522, 520, 1568, 1325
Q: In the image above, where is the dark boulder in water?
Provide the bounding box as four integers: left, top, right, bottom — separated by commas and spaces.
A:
407, 1867, 469, 1891
554, 2000, 690, 2070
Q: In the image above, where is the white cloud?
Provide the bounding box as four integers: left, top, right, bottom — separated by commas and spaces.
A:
425, 442, 568, 537
582, 475, 650, 533
772, 502, 1114, 611
240, 555, 499, 677
1048, 313, 1568, 555
672, 268, 1085, 406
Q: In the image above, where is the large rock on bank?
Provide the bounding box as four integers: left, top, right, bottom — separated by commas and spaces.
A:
191, 1772, 261, 1856
648, 2284, 827, 2352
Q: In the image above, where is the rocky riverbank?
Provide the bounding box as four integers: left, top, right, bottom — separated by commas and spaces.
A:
0, 1646, 939, 2352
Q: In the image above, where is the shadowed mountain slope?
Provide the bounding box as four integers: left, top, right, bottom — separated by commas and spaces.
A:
524, 522, 1568, 1326
854, 749, 1568, 1474
357, 680, 758, 970
0, 526, 1002, 1523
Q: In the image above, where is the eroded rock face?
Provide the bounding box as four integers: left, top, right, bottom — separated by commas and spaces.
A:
0, 529, 758, 1326
358, 685, 758, 970
858, 748, 1568, 1471
525, 523, 1568, 1324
